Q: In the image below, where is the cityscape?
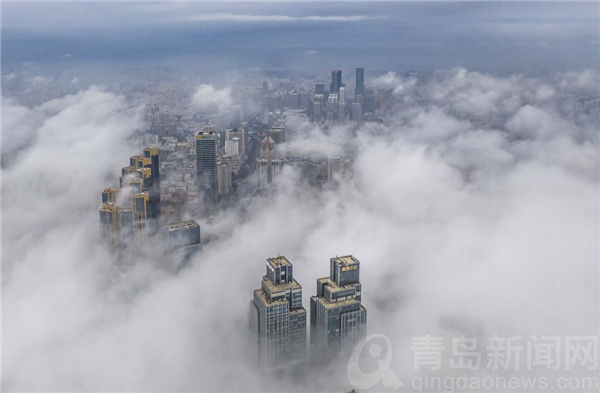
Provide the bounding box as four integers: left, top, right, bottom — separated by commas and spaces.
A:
2, 1, 599, 393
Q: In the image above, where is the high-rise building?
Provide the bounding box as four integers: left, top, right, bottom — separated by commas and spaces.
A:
331, 70, 342, 93
327, 157, 352, 182
351, 102, 363, 121
165, 220, 202, 268
315, 83, 325, 95
250, 256, 307, 369
225, 128, 245, 155
217, 156, 233, 196
310, 255, 367, 354
225, 137, 240, 156
256, 158, 284, 190
195, 131, 218, 213
143, 147, 161, 218
269, 126, 285, 145
99, 146, 160, 251
355, 68, 365, 97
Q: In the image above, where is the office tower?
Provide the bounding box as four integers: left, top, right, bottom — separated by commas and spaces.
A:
216, 156, 233, 196
327, 157, 352, 182
310, 255, 367, 354
339, 86, 346, 104
338, 103, 346, 120
315, 83, 325, 95
355, 68, 365, 97
363, 94, 376, 113
326, 94, 338, 118
351, 102, 363, 121
299, 93, 309, 110
269, 126, 285, 144
250, 256, 307, 369
195, 131, 218, 213
225, 128, 245, 155
262, 81, 268, 94
286, 92, 299, 109
331, 70, 342, 93
313, 101, 323, 122
165, 220, 202, 268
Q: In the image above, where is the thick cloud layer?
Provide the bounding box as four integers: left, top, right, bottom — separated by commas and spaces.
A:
2, 69, 598, 391
191, 84, 233, 114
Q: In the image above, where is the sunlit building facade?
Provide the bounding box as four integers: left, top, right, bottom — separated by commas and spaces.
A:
250, 256, 307, 369
310, 255, 367, 354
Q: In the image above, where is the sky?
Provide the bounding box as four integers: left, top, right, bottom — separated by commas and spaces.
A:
1, 2, 599, 392
2, 1, 599, 78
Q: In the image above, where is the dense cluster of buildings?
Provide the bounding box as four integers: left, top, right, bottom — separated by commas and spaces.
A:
261, 67, 378, 123
250, 255, 367, 370
98, 147, 161, 250
98, 146, 202, 268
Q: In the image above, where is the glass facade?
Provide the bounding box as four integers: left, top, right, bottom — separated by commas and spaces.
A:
195, 132, 218, 214
310, 255, 367, 354
250, 256, 307, 369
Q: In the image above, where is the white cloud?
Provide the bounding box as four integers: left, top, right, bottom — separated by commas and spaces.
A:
190, 84, 233, 114
2, 69, 598, 391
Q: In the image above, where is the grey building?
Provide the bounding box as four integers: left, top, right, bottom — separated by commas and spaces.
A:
310, 255, 367, 354
331, 70, 342, 93
250, 256, 307, 369
195, 131, 218, 214
355, 68, 365, 97
165, 220, 202, 269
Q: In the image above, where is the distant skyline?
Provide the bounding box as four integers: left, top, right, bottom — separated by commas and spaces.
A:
2, 1, 598, 81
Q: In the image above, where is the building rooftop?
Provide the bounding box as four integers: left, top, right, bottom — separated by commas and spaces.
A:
254, 288, 289, 307
312, 295, 363, 310
196, 131, 216, 138
166, 220, 199, 232
261, 276, 301, 296
267, 255, 292, 269
332, 255, 359, 266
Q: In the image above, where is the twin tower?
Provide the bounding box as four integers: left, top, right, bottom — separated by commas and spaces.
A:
250, 255, 367, 369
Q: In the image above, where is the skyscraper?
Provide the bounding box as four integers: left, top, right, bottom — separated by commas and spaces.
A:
331, 70, 342, 93
250, 256, 307, 369
196, 131, 218, 214
165, 220, 202, 269
355, 68, 365, 97
310, 255, 367, 354
269, 126, 286, 145
99, 146, 160, 252
216, 155, 233, 196
225, 128, 245, 155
